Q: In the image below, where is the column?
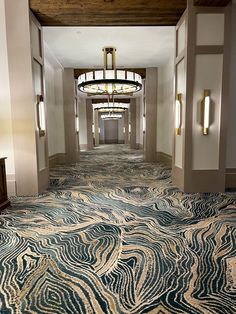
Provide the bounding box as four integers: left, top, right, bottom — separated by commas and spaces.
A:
145, 68, 158, 162
172, 0, 230, 192
130, 98, 137, 149
63, 69, 79, 164
136, 97, 141, 149
94, 110, 100, 146
124, 109, 129, 144
1, 0, 49, 195
86, 99, 93, 150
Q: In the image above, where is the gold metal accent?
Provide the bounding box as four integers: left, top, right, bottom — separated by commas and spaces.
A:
201, 89, 210, 135
175, 93, 182, 135
103, 47, 116, 70
36, 95, 46, 137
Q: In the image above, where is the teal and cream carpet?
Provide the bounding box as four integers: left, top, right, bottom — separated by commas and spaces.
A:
0, 145, 236, 314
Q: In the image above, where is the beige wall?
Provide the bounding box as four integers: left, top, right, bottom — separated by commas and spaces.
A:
156, 54, 175, 157
0, 0, 16, 195
44, 43, 65, 157
226, 1, 236, 168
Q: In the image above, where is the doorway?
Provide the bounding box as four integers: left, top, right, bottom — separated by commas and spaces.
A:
104, 120, 118, 144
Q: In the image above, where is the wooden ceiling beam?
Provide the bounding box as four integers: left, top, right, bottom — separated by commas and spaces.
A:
29, 0, 231, 26
29, 0, 187, 26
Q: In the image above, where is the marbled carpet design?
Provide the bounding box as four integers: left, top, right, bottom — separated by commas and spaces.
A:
0, 145, 236, 314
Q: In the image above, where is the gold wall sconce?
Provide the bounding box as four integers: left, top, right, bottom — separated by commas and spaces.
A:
75, 114, 79, 134
143, 115, 146, 133
37, 95, 46, 137
175, 93, 182, 135
201, 90, 210, 135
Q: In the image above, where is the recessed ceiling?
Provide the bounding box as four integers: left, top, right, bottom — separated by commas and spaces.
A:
30, 0, 230, 27
43, 26, 175, 68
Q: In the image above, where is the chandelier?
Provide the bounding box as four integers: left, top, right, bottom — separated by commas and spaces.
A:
101, 113, 123, 120
77, 47, 142, 96
93, 102, 129, 113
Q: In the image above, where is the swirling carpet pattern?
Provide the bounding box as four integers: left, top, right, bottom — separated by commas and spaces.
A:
0, 145, 236, 314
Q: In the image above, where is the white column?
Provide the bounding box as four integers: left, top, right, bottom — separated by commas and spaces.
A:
63, 69, 79, 164
130, 99, 137, 149
172, 1, 230, 192
145, 68, 158, 162
86, 99, 93, 150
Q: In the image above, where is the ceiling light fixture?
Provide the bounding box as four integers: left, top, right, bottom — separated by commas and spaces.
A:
101, 113, 122, 120
78, 47, 142, 96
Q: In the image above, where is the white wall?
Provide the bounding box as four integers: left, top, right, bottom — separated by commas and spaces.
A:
226, 1, 236, 168
156, 55, 175, 156
0, 0, 16, 195
78, 97, 88, 148
44, 43, 65, 157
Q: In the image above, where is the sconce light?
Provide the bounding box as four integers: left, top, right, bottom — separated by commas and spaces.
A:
123, 127, 125, 134
75, 114, 79, 134
143, 115, 146, 133
92, 123, 95, 134
129, 123, 131, 133
175, 93, 182, 135
201, 90, 210, 135
98, 127, 101, 134
37, 95, 46, 137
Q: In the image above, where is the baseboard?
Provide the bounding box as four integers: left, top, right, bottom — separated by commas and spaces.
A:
6, 174, 16, 196
156, 152, 172, 167
225, 168, 236, 188
49, 153, 66, 168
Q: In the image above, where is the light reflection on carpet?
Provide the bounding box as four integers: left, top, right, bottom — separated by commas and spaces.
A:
0, 145, 236, 313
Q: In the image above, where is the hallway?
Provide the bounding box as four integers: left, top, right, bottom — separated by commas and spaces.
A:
0, 145, 235, 313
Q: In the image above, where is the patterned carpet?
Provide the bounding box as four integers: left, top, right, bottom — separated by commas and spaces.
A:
0, 144, 236, 314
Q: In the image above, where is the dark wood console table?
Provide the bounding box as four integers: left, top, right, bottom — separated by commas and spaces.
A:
0, 158, 10, 211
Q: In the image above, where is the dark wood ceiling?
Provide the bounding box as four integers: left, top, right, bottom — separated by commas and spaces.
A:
29, 0, 230, 27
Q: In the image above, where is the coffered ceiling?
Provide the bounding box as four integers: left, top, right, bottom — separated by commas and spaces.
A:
29, 0, 231, 27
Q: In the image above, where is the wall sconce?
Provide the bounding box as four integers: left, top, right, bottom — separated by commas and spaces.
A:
143, 115, 146, 133
201, 90, 210, 135
98, 127, 101, 134
92, 123, 95, 134
175, 93, 182, 135
123, 127, 125, 134
75, 114, 79, 134
129, 123, 131, 133
37, 95, 46, 137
